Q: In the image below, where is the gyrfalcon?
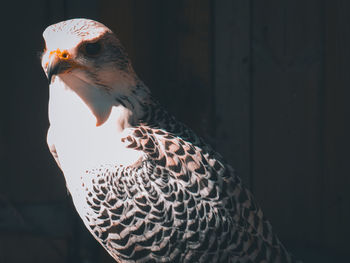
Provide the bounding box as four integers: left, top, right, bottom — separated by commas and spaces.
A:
41, 18, 300, 263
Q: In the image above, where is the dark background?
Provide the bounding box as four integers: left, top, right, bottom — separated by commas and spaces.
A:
0, 0, 348, 262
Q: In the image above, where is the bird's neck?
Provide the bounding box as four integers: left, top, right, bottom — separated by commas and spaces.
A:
111, 79, 151, 127
49, 74, 150, 130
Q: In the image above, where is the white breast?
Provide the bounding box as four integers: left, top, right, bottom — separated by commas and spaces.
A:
47, 76, 143, 195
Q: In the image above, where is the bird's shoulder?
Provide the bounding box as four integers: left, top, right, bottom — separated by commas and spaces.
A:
120, 101, 237, 202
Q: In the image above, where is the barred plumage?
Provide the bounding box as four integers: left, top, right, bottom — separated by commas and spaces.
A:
41, 18, 300, 263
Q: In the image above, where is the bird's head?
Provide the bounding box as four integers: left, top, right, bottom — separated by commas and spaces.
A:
41, 19, 150, 127
41, 18, 136, 92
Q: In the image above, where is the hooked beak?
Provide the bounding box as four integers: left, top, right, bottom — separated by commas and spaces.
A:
46, 49, 72, 84
47, 53, 61, 83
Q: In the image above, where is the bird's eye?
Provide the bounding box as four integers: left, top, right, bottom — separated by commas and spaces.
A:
84, 41, 102, 56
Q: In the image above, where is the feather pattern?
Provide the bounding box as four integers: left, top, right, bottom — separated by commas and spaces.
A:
79, 94, 298, 262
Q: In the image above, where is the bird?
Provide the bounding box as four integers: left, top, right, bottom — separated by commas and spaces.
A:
41, 18, 300, 263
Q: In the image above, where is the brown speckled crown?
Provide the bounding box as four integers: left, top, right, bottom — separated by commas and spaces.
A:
45, 18, 111, 38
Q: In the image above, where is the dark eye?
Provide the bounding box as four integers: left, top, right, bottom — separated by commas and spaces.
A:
84, 41, 102, 56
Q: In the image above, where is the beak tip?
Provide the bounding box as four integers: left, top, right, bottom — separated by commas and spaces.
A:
47, 74, 52, 84
46, 53, 61, 85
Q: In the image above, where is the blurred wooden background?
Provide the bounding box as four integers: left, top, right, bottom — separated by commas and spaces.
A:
0, 0, 348, 262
